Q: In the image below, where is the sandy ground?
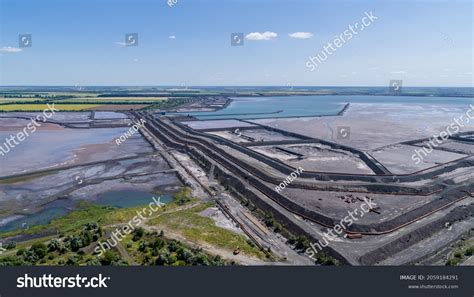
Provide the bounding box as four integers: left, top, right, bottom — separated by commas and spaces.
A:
252, 144, 374, 174
251, 103, 474, 151
199, 206, 244, 235
275, 185, 437, 225
182, 119, 256, 130
371, 144, 467, 174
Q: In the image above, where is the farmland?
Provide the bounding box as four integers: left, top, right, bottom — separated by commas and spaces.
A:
0, 104, 101, 111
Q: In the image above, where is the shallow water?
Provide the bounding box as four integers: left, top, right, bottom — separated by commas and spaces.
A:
0, 207, 70, 233
0, 120, 152, 176
0, 191, 173, 233
182, 95, 473, 120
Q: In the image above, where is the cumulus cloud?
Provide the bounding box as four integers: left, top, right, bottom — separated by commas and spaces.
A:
169, 35, 176, 39
0, 46, 23, 53
288, 32, 313, 39
245, 32, 277, 41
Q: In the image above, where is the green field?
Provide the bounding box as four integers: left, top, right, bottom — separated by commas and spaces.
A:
148, 203, 266, 259
0, 103, 101, 111
0, 188, 266, 265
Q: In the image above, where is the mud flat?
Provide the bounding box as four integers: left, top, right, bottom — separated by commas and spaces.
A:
0, 112, 91, 122
0, 156, 172, 211
0, 155, 183, 233
251, 103, 474, 151
93, 111, 128, 119
0, 117, 153, 177
67, 172, 180, 204
415, 139, 474, 155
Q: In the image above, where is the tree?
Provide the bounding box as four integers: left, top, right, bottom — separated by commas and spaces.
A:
465, 247, 473, 256
84, 222, 99, 231
70, 236, 83, 252
30, 243, 47, 259
191, 253, 210, 266
133, 227, 145, 241
100, 251, 118, 265
295, 236, 310, 250
48, 239, 62, 252
167, 240, 179, 252
264, 213, 275, 227
177, 248, 192, 262
81, 231, 93, 245
66, 255, 79, 266
155, 248, 170, 265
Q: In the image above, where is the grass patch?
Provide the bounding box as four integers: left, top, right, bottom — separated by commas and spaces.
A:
445, 231, 474, 266
148, 202, 266, 259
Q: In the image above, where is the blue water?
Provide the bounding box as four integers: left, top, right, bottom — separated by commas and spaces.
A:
0, 207, 70, 233
0, 191, 173, 233
181, 95, 473, 120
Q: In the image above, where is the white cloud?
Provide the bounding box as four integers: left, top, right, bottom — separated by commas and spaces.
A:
390, 70, 406, 74
115, 42, 127, 47
0, 46, 23, 53
169, 35, 176, 39
245, 32, 277, 41
368, 67, 379, 71
288, 32, 313, 39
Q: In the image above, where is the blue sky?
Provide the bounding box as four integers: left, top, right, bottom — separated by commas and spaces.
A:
0, 0, 472, 86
